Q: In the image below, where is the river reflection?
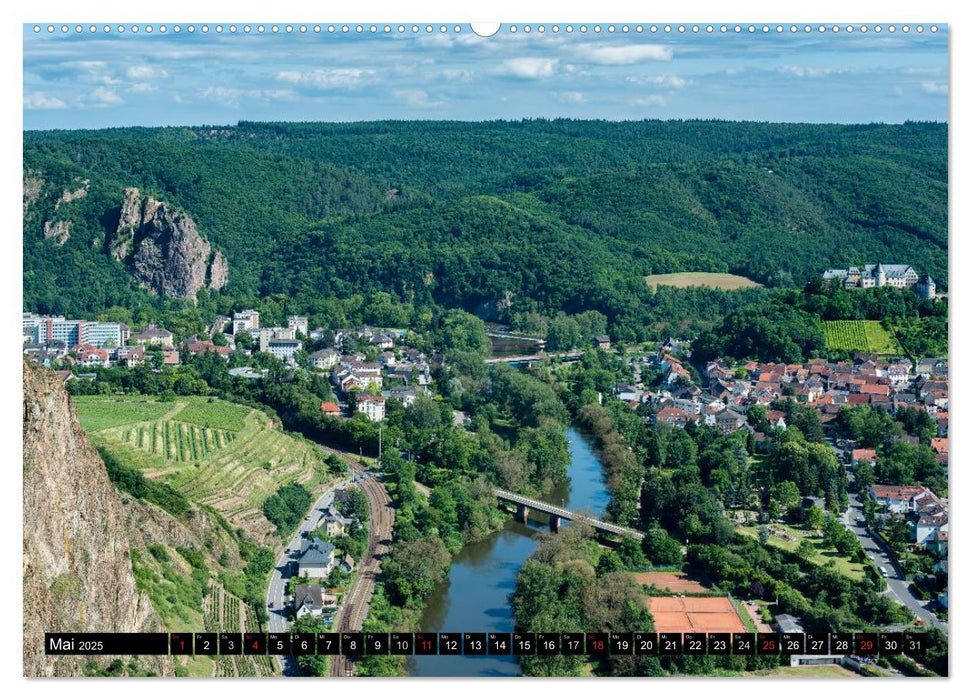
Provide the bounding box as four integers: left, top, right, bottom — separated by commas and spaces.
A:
409, 426, 609, 676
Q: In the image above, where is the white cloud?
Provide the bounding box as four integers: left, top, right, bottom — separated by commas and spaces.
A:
128, 83, 157, 95
626, 75, 691, 89
24, 92, 66, 110
441, 69, 473, 82
633, 95, 667, 107
779, 65, 849, 78
558, 91, 585, 104
275, 69, 375, 89
498, 57, 558, 79
198, 86, 298, 108
87, 87, 123, 106
575, 44, 672, 65
126, 65, 169, 80
63, 60, 121, 85
392, 89, 443, 108
921, 81, 948, 95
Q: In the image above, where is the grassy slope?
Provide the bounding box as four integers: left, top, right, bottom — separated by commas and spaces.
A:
737, 523, 865, 581
644, 272, 762, 290
74, 395, 329, 542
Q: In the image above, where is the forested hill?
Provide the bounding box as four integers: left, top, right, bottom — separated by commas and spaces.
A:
24, 120, 947, 324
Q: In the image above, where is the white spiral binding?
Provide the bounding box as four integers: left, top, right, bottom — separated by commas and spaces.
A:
32, 24, 939, 36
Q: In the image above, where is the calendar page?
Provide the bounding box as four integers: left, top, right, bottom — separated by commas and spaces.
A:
21, 12, 949, 683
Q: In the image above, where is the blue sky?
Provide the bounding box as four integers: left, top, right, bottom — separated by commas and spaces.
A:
23, 24, 948, 129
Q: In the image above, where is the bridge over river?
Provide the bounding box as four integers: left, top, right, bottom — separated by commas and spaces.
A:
493, 488, 644, 540
485, 351, 585, 365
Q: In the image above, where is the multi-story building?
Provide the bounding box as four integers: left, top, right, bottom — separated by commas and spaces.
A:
355, 394, 386, 422
24, 314, 128, 348
287, 316, 309, 336
130, 324, 174, 346
232, 309, 260, 335
267, 337, 301, 362
309, 348, 340, 370
85, 321, 129, 348
258, 326, 296, 352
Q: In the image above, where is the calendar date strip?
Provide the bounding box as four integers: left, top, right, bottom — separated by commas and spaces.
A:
45, 631, 926, 657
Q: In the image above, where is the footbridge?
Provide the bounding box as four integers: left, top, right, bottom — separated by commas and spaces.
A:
493, 488, 644, 540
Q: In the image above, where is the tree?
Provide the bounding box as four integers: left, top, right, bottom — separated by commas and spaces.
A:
642, 525, 684, 565
807, 505, 825, 532
382, 536, 451, 606
771, 480, 801, 515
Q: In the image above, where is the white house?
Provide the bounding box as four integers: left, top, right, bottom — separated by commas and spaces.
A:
309, 348, 340, 370
356, 394, 386, 422
296, 536, 337, 578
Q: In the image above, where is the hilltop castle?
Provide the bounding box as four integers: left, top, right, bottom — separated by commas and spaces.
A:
822, 264, 936, 299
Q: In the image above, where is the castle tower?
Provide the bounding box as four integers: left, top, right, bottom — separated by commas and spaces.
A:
874, 263, 887, 287
917, 274, 936, 300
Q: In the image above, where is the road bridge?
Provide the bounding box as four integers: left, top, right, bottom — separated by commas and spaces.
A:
493, 488, 643, 540
485, 351, 585, 365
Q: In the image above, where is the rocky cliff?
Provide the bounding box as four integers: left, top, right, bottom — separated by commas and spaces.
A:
22, 361, 173, 677
109, 187, 228, 299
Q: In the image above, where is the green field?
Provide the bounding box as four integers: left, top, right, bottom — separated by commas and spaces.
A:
173, 400, 249, 431
74, 396, 176, 431
738, 523, 865, 581
645, 272, 762, 290
824, 320, 902, 354
74, 396, 331, 541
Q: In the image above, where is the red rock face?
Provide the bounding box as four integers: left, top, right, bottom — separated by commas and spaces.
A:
109, 187, 229, 299
22, 361, 173, 677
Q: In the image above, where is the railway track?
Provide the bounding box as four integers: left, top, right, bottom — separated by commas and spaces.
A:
322, 447, 394, 677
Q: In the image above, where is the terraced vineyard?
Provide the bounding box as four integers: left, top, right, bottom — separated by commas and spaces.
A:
824, 320, 902, 354
74, 396, 331, 541
203, 581, 275, 677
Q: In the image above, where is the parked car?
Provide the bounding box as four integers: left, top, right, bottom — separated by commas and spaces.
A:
879, 566, 889, 577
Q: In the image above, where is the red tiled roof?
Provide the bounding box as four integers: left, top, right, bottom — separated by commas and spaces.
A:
869, 484, 930, 502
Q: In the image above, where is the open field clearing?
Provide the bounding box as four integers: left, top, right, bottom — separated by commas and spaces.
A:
824, 320, 901, 354
737, 523, 865, 581
75, 395, 330, 541
634, 571, 709, 593
645, 272, 762, 290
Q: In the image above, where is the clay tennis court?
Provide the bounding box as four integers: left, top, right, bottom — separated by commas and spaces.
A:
633, 571, 709, 593
648, 596, 748, 633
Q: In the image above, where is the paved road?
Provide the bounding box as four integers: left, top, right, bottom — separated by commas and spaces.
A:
326, 448, 394, 677
265, 473, 353, 674
842, 489, 945, 632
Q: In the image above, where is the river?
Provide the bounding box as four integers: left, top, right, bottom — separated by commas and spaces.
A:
409, 426, 609, 676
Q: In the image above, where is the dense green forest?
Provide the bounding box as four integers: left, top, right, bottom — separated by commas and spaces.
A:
24, 120, 947, 341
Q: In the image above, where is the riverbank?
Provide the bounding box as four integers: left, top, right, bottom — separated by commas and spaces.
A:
408, 426, 610, 677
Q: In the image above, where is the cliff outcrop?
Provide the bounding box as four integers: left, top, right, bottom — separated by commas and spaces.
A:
109, 187, 228, 299
22, 361, 173, 677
